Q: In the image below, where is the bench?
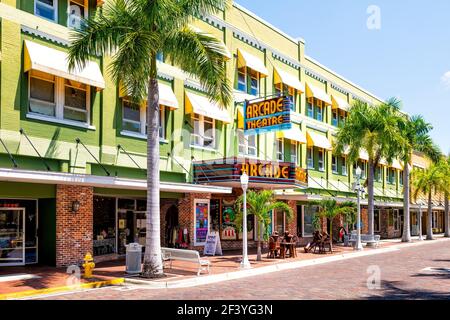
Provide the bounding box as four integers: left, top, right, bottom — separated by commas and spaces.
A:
349, 234, 381, 248
161, 247, 211, 276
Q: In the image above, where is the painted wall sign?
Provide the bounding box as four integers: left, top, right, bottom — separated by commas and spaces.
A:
244, 96, 292, 135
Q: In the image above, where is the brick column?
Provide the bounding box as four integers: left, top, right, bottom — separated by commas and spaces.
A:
56, 185, 93, 267
287, 200, 298, 236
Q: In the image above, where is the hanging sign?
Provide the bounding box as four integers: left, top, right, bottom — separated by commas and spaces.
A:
244, 96, 292, 135
204, 231, 222, 256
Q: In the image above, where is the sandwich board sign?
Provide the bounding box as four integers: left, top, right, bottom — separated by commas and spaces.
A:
204, 231, 222, 256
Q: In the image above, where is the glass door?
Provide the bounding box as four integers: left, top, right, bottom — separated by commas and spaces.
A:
0, 208, 25, 266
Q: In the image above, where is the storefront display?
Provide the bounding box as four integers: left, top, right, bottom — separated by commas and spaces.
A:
194, 201, 209, 245
221, 200, 237, 240
93, 197, 116, 256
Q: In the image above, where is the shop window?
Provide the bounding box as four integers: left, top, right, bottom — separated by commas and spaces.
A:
237, 68, 247, 92
191, 114, 215, 149
318, 148, 325, 172
307, 147, 314, 169
238, 129, 257, 157
332, 109, 338, 127
118, 198, 135, 210
290, 142, 297, 164
341, 157, 348, 176
303, 205, 319, 236
393, 209, 400, 231
68, 0, 87, 29
332, 155, 338, 174
28, 70, 91, 125
273, 210, 285, 235
276, 138, 284, 162
35, 0, 57, 22
93, 197, 116, 257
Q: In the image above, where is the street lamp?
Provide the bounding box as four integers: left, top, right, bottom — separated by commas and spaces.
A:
240, 172, 251, 269
354, 166, 364, 251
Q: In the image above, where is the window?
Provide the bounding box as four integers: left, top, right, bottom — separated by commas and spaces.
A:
315, 100, 323, 122
156, 52, 164, 62
375, 165, 382, 182
276, 138, 284, 162
307, 147, 314, 169
399, 171, 404, 186
28, 70, 91, 125
159, 107, 165, 140
303, 205, 319, 236
238, 130, 257, 156
68, 0, 87, 29
332, 109, 338, 127
332, 155, 338, 174
35, 0, 57, 22
237, 68, 246, 92
249, 70, 259, 96
307, 98, 314, 118
393, 209, 400, 231
122, 100, 165, 139
318, 148, 325, 172
275, 83, 295, 111
273, 210, 285, 235
387, 168, 396, 184
354, 161, 366, 178
341, 157, 348, 176
290, 142, 297, 164
339, 110, 347, 126
191, 114, 216, 149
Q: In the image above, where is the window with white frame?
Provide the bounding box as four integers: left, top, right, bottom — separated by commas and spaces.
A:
341, 156, 348, 176
306, 98, 314, 118
290, 142, 297, 164
237, 68, 246, 92
191, 114, 215, 148
35, 0, 58, 22
249, 70, 259, 96
332, 155, 338, 174
68, 0, 87, 29
318, 148, 325, 171
316, 99, 323, 122
122, 100, 165, 139
276, 138, 284, 162
307, 147, 314, 169
238, 129, 257, 156
29, 70, 90, 124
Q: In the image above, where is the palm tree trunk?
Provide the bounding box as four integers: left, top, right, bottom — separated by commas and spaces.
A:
402, 160, 411, 242
142, 56, 163, 276
329, 220, 333, 252
427, 191, 434, 240
256, 220, 262, 261
445, 193, 449, 237
367, 160, 375, 237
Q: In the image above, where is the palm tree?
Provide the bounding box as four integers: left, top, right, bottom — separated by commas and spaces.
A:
68, 0, 232, 277
412, 161, 448, 240
334, 98, 406, 238
441, 155, 450, 237
308, 199, 356, 252
235, 190, 293, 261
397, 115, 442, 242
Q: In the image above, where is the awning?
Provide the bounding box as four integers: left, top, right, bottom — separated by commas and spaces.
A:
276, 126, 307, 144
237, 106, 244, 129
390, 159, 403, 170
359, 149, 369, 161
185, 91, 231, 123
332, 95, 350, 111
24, 40, 105, 89
119, 82, 179, 110
305, 83, 332, 105
306, 131, 332, 150
237, 48, 269, 77
274, 67, 304, 93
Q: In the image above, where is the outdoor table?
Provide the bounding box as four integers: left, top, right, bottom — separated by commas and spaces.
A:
279, 242, 296, 259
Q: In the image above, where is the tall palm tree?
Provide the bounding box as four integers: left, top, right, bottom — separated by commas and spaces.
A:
442, 155, 450, 237
334, 98, 406, 238
308, 199, 356, 252
397, 115, 441, 242
412, 161, 448, 240
68, 0, 232, 277
235, 190, 293, 261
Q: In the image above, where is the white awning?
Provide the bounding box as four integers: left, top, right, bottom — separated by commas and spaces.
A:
276, 126, 307, 144
332, 95, 350, 111
390, 159, 403, 170
119, 82, 179, 110
306, 131, 332, 150
274, 67, 304, 92
306, 83, 332, 105
359, 149, 369, 161
24, 40, 105, 89
185, 91, 231, 123
237, 48, 269, 77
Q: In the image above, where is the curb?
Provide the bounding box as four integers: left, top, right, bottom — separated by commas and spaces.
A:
125, 237, 450, 289
0, 278, 125, 300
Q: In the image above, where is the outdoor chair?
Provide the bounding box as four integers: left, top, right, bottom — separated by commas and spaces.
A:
267, 236, 280, 259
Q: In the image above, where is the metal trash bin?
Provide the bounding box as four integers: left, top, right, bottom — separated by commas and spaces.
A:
343, 235, 349, 247
126, 243, 143, 274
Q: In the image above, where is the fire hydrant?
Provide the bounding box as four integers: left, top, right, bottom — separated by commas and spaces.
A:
82, 253, 95, 279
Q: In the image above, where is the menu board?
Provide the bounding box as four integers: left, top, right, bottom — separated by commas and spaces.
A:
203, 231, 222, 256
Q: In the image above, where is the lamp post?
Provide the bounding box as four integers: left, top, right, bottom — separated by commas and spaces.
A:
240, 172, 251, 269
418, 202, 423, 241
354, 166, 364, 251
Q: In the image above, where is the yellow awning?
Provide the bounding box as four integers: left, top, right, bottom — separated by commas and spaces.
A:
119, 82, 179, 110
185, 91, 231, 123
305, 83, 332, 105
306, 131, 332, 150
276, 126, 307, 144
390, 159, 403, 170
24, 40, 105, 89
237, 106, 244, 129
237, 48, 269, 77
274, 67, 304, 93
332, 95, 350, 111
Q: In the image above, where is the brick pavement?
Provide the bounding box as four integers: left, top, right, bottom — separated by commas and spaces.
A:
35, 238, 450, 300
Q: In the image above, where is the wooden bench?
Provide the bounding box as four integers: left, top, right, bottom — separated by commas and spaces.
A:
349, 234, 381, 248
161, 247, 211, 276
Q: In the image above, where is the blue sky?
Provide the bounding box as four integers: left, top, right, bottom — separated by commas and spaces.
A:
236, 0, 450, 154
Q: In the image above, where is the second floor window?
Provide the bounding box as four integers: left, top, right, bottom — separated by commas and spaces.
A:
332, 109, 338, 127
122, 100, 166, 139
276, 138, 284, 162
315, 100, 323, 122
332, 155, 338, 174
192, 114, 215, 149
399, 170, 404, 186
387, 168, 396, 184
318, 148, 325, 172
375, 165, 382, 182
290, 142, 297, 164
275, 84, 296, 111
307, 98, 314, 118
35, 0, 57, 22
307, 147, 314, 169
68, 0, 87, 29
238, 130, 257, 157
341, 157, 348, 176
237, 68, 247, 92
249, 70, 259, 96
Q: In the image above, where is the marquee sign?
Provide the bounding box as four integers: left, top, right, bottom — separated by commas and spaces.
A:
244, 96, 292, 135
193, 158, 308, 189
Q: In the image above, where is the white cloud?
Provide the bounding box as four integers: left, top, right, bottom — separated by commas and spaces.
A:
441, 71, 450, 89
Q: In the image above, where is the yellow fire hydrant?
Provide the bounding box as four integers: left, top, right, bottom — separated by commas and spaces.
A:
82, 253, 95, 279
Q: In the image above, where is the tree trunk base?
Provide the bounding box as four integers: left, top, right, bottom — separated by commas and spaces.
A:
141, 260, 165, 279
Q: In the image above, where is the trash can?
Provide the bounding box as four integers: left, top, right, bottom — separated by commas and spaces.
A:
126, 243, 143, 274
343, 235, 349, 247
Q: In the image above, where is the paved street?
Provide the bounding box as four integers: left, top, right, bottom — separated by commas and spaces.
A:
36, 240, 450, 300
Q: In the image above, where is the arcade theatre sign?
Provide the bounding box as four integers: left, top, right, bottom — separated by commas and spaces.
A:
193, 158, 308, 189
244, 96, 292, 135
